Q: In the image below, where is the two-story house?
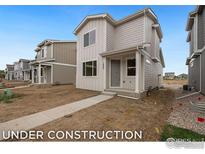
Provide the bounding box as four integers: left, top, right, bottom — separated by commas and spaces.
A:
13, 59, 31, 81
5, 64, 14, 80
186, 5, 205, 95
74, 8, 165, 98
30, 39, 76, 85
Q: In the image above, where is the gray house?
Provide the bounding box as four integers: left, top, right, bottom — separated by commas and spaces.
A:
13, 59, 31, 81
31, 39, 76, 85
186, 5, 205, 95
74, 8, 165, 98
5, 64, 14, 80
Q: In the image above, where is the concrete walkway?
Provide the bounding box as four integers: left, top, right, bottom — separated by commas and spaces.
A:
0, 94, 113, 140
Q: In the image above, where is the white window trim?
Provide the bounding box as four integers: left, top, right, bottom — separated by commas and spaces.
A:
126, 57, 136, 77
83, 29, 96, 47
41, 46, 47, 59
82, 60, 97, 77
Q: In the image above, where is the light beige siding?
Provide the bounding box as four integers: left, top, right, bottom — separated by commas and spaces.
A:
114, 16, 145, 50
53, 42, 76, 64
53, 64, 76, 84
36, 45, 52, 61
76, 19, 107, 91
106, 22, 115, 51
144, 56, 163, 90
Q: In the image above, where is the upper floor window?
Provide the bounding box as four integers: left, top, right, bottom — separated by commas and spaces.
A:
127, 58, 136, 76
84, 30, 96, 47
41, 49, 45, 58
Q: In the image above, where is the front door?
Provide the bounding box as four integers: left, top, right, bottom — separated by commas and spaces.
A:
43, 68, 47, 84
111, 60, 121, 87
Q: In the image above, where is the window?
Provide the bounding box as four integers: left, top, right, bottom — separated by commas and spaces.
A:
127, 58, 136, 76
41, 49, 44, 58
83, 61, 97, 76
84, 30, 96, 47
84, 33, 89, 47
41, 68, 43, 76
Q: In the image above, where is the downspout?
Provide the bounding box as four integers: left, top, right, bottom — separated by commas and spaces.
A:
196, 13, 202, 93
143, 9, 146, 43
200, 54, 202, 92
136, 46, 143, 95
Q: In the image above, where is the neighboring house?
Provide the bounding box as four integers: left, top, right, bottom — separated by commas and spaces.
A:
5, 64, 14, 80
164, 72, 175, 80
30, 39, 76, 85
176, 73, 188, 80
74, 8, 165, 98
186, 5, 205, 94
13, 59, 31, 81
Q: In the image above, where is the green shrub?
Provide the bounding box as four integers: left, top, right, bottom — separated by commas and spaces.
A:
0, 89, 21, 103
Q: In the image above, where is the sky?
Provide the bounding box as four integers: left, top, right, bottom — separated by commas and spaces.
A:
0, 5, 195, 75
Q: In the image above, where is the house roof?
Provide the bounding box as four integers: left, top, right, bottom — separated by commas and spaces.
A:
6, 64, 14, 71
35, 39, 76, 52
186, 5, 205, 31
19, 59, 30, 62
73, 8, 163, 39
100, 46, 139, 57
6, 64, 14, 68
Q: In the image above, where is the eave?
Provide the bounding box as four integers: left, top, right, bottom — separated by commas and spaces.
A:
186, 31, 191, 42
73, 8, 163, 39
101, 46, 138, 57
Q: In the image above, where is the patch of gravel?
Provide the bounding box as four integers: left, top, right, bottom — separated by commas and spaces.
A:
168, 91, 205, 135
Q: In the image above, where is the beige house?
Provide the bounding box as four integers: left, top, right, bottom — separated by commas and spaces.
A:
5, 64, 14, 80
31, 40, 76, 85
74, 8, 165, 98
13, 59, 31, 81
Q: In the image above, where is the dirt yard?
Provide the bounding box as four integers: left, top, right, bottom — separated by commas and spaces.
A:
0, 79, 30, 89
31, 89, 175, 141
163, 79, 188, 85
0, 85, 99, 123
163, 79, 188, 90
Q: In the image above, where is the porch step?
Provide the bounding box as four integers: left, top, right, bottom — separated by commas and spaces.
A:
102, 91, 117, 96
105, 89, 140, 98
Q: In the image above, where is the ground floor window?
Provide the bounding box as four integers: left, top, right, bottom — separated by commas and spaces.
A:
127, 58, 136, 76
83, 61, 97, 76
41, 68, 44, 76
